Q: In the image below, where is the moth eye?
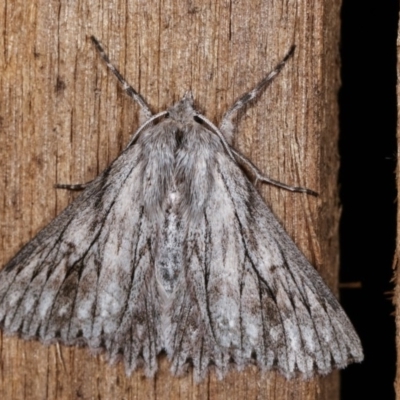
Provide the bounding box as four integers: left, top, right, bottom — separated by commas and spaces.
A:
193, 115, 203, 124
164, 113, 170, 119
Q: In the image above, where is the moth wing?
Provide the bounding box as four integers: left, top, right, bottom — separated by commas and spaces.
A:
167, 150, 363, 380
0, 141, 162, 376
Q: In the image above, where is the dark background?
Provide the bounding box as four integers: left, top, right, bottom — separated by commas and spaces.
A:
339, 1, 398, 399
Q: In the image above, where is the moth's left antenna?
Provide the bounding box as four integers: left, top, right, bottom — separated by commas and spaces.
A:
91, 36, 153, 120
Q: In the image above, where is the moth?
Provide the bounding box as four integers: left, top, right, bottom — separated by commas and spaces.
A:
0, 37, 363, 381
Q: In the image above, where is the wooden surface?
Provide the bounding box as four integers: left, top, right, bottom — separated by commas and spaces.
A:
396, 10, 400, 400
0, 0, 342, 398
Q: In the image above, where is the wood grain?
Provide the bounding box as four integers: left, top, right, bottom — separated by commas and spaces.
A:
0, 0, 341, 398
395, 9, 400, 400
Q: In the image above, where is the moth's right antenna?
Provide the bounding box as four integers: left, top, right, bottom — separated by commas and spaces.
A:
91, 36, 153, 120
220, 46, 296, 137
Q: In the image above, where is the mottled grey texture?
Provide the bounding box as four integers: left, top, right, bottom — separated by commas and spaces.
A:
0, 39, 363, 381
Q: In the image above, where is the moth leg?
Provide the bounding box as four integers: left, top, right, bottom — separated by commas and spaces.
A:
219, 46, 295, 143
90, 36, 153, 122
54, 181, 93, 191
232, 148, 318, 196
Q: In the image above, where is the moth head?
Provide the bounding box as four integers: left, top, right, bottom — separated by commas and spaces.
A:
167, 91, 197, 124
